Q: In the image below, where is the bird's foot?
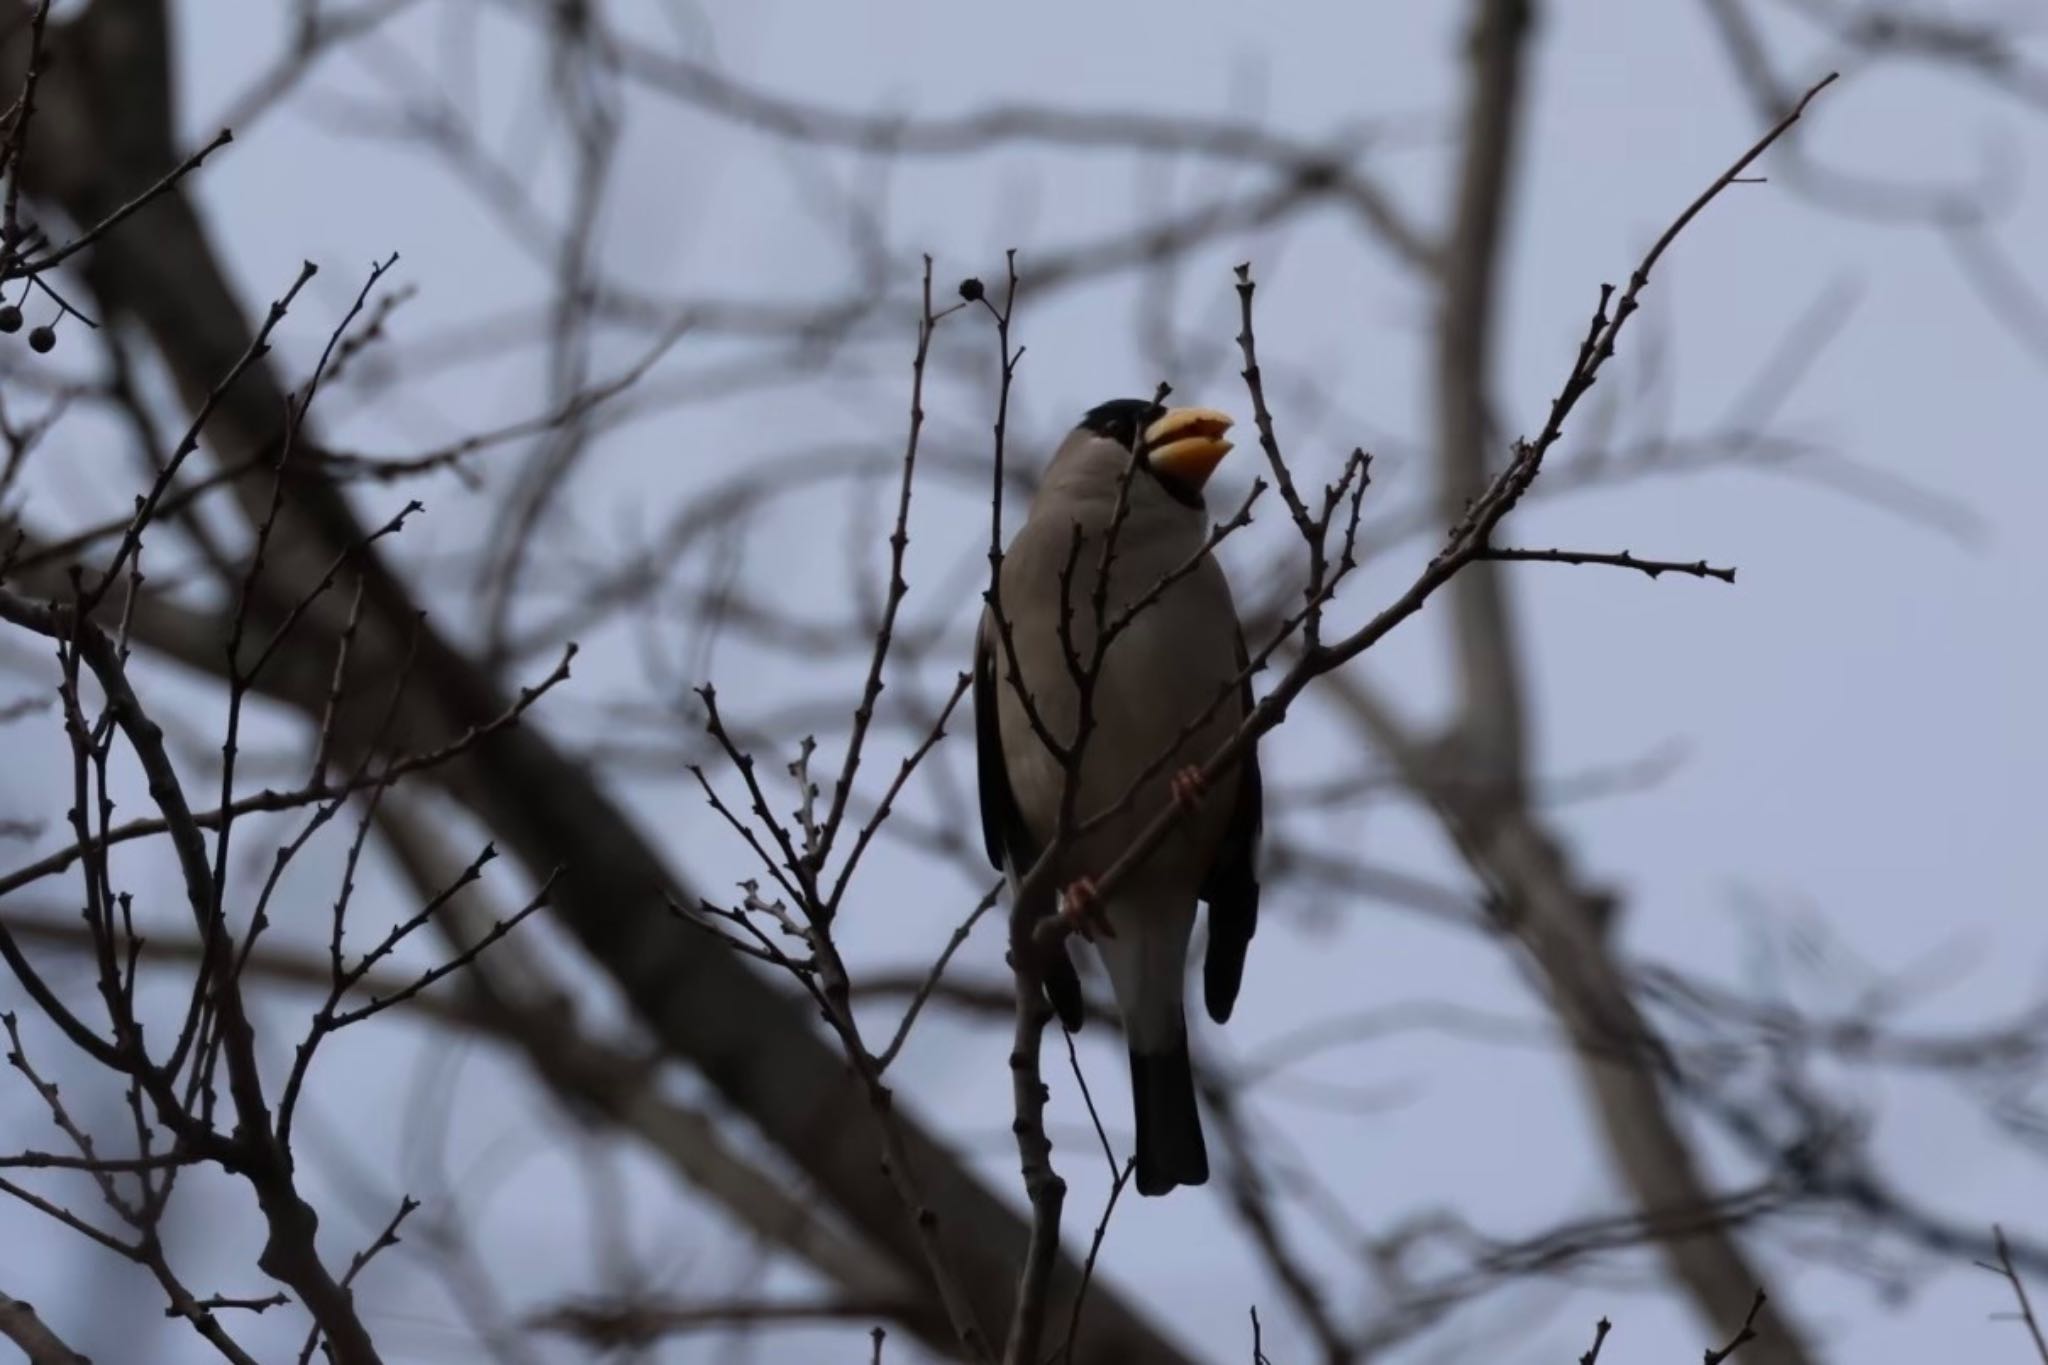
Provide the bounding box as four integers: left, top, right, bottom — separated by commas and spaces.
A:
1169, 765, 1209, 815
1059, 876, 1115, 941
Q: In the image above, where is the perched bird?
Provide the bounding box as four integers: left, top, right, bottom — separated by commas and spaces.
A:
974, 398, 1263, 1196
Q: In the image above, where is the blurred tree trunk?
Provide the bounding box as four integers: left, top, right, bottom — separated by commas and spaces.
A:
0, 3, 1191, 1359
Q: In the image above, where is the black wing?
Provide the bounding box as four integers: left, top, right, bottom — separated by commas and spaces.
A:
974, 617, 1037, 873
973, 618, 1083, 1031
1201, 627, 1263, 1024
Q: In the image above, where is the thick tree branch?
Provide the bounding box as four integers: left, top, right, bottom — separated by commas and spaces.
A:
0, 1288, 86, 1365
1437, 0, 1536, 786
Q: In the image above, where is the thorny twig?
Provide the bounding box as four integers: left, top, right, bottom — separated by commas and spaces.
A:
686, 271, 998, 1362
1018, 73, 1838, 954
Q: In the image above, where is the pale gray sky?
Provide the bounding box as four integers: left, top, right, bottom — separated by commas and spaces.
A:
4, 2, 2045, 1361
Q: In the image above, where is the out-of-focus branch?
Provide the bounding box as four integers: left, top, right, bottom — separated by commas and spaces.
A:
0, 1287, 86, 1365
605, 39, 1438, 273
1250, 57, 1836, 1356
1320, 660, 1814, 1362
1203, 1078, 1353, 1365
530, 1294, 908, 1348
1771, 0, 2048, 113
1281, 9, 1838, 1354
1436, 0, 1536, 787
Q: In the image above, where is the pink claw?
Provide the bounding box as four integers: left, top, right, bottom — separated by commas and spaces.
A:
1169, 765, 1209, 815
1059, 876, 1114, 941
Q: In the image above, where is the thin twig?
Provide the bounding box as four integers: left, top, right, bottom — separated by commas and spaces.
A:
817, 258, 942, 880
0, 644, 578, 901
296, 1196, 420, 1365
1979, 1226, 2048, 1363
1055, 1156, 1134, 1365
15, 128, 236, 276
1478, 547, 1736, 583
874, 881, 1002, 1071
1703, 1289, 1768, 1364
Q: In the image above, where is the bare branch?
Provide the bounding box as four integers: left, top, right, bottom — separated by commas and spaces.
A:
0, 1287, 87, 1365
1979, 1225, 2048, 1364
1477, 547, 1736, 583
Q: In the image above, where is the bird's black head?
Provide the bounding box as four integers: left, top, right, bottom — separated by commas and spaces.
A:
1078, 397, 1166, 451
1074, 395, 1237, 508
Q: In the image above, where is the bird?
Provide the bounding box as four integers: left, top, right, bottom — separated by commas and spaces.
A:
974, 397, 1263, 1196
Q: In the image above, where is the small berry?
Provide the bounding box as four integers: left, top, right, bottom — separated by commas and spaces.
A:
0, 306, 19, 333
957, 277, 985, 303
27, 325, 54, 354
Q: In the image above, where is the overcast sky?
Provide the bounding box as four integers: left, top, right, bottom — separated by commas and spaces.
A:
4, 2, 2047, 1362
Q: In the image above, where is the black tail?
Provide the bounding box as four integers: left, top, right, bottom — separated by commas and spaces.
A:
1129, 1033, 1208, 1196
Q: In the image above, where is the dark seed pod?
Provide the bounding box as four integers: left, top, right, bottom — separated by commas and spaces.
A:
957, 277, 985, 303
27, 325, 54, 354
0, 306, 20, 334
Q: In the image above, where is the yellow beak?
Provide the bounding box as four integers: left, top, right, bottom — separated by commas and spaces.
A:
1143, 407, 1235, 488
